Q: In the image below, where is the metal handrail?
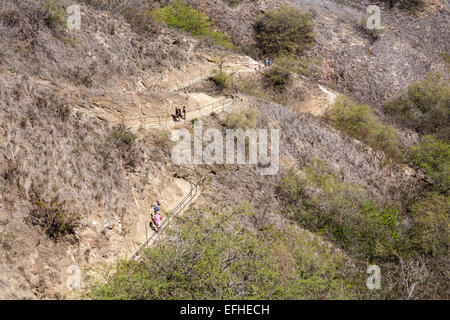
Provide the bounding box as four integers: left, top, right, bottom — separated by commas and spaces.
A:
112, 96, 235, 127
128, 165, 202, 263
123, 97, 236, 262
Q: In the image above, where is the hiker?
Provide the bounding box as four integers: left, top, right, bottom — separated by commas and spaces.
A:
150, 202, 161, 232
183, 106, 186, 120
153, 211, 162, 232
176, 107, 183, 120
172, 108, 182, 122
154, 201, 161, 214
172, 107, 179, 122
268, 58, 272, 67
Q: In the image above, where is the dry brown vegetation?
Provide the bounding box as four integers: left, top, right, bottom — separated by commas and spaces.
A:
0, 0, 448, 300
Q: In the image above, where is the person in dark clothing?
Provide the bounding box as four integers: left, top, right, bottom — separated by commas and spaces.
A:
173, 107, 182, 121
183, 106, 186, 120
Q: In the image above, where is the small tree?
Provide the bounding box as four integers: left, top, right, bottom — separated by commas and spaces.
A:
152, 0, 233, 48
386, 72, 450, 140
255, 6, 315, 56
411, 135, 450, 193
263, 56, 306, 91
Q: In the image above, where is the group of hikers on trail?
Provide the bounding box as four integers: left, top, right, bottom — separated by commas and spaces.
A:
172, 106, 186, 122
257, 57, 273, 71
150, 201, 163, 232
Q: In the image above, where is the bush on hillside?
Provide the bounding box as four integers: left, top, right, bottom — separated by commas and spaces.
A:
26, 198, 80, 241
409, 192, 449, 258
223, 0, 243, 7
395, 0, 425, 11
255, 6, 315, 56
324, 96, 401, 158
152, 0, 233, 49
89, 205, 355, 299
0, 0, 67, 37
211, 70, 233, 91
410, 135, 450, 193
104, 124, 140, 170
224, 110, 259, 129
0, 231, 15, 250
279, 160, 449, 298
40, 0, 67, 34
262, 56, 309, 92
263, 57, 292, 92
359, 16, 384, 41
280, 162, 400, 260
385, 72, 450, 140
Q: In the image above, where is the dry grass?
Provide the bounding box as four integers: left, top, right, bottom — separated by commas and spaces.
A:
0, 0, 193, 89
0, 74, 157, 226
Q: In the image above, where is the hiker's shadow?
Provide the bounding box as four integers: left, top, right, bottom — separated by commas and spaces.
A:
149, 221, 158, 232
172, 115, 182, 122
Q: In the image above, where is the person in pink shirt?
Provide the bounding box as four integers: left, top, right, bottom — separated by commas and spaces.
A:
153, 212, 162, 232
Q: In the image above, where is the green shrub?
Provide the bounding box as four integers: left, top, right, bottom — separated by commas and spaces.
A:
224, 110, 259, 129
359, 16, 384, 41
263, 56, 310, 91
39, 0, 67, 34
111, 124, 135, 146
410, 135, 450, 193
409, 192, 449, 257
441, 52, 450, 65
190, 118, 199, 125
255, 6, 315, 56
223, 0, 242, 7
325, 96, 401, 158
26, 198, 80, 241
211, 70, 233, 90
280, 162, 400, 260
264, 60, 292, 92
385, 72, 450, 140
280, 160, 450, 298
89, 205, 355, 299
0, 231, 15, 250
152, 0, 233, 49
236, 80, 270, 100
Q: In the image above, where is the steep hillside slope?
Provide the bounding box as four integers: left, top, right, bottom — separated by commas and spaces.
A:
0, 0, 448, 300
188, 0, 449, 106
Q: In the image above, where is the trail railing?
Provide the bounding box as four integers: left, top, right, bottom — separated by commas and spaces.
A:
128, 165, 202, 263
113, 96, 235, 128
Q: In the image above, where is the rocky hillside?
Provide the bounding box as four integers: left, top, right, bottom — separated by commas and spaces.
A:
0, 0, 448, 299
185, 0, 448, 105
